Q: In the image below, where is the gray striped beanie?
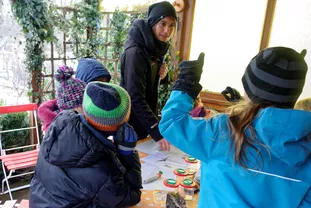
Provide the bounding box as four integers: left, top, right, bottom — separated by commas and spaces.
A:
242, 47, 308, 108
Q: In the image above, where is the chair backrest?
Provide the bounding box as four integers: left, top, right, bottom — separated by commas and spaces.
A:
0, 103, 40, 155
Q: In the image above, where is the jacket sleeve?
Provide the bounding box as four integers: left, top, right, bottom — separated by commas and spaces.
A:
159, 90, 226, 163
300, 188, 311, 207
122, 50, 163, 141
118, 151, 142, 190
38, 100, 58, 127
95, 151, 142, 207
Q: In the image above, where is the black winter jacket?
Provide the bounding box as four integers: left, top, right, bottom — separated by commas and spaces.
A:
120, 19, 169, 142
29, 110, 142, 208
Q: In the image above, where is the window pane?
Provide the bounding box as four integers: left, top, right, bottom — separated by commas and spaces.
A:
190, 0, 267, 94
269, 0, 311, 99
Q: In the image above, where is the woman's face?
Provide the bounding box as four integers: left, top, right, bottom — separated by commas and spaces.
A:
152, 16, 176, 42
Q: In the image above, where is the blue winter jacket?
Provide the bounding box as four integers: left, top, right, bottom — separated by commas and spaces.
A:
75, 58, 111, 83
159, 91, 311, 208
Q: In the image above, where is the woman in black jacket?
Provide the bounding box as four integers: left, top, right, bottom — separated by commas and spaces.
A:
30, 82, 142, 208
120, 1, 177, 151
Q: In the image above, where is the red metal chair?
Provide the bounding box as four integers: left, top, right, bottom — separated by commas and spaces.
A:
0, 104, 40, 200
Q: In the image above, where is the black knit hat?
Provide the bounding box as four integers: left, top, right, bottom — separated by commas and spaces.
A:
147, 1, 177, 27
242, 47, 308, 108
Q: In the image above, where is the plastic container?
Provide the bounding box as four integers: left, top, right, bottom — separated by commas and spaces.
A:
184, 156, 198, 175
153, 179, 179, 204
173, 168, 188, 184
153, 189, 167, 204
180, 178, 196, 201
163, 178, 179, 193
153, 177, 166, 204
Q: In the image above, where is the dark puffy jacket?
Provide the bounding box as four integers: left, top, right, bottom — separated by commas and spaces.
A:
120, 19, 169, 142
76, 58, 111, 83
30, 110, 142, 208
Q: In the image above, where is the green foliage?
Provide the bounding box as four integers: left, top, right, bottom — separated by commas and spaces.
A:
67, 0, 104, 58
0, 112, 30, 149
109, 8, 129, 59
10, 0, 56, 70
110, 8, 146, 59
107, 9, 147, 83
10, 0, 58, 104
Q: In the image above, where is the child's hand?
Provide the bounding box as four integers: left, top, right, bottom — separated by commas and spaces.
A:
116, 123, 138, 155
159, 63, 168, 80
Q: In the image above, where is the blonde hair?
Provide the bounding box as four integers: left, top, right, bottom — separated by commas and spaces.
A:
227, 101, 272, 168
295, 98, 311, 111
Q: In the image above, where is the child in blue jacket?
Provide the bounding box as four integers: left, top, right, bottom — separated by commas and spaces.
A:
159, 47, 311, 208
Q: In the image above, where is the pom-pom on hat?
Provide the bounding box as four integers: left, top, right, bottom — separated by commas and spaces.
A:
83, 82, 131, 132
147, 1, 177, 27
55, 65, 86, 110
242, 47, 308, 108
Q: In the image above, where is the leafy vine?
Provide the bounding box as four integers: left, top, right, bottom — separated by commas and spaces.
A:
66, 0, 103, 58
10, 0, 62, 104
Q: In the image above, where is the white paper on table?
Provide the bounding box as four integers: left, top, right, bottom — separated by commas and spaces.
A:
141, 163, 159, 181
141, 162, 161, 190
136, 139, 160, 154
141, 151, 169, 164
141, 161, 176, 190
138, 139, 195, 190
141, 155, 161, 164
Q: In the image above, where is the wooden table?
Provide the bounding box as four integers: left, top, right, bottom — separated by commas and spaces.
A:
131, 190, 198, 208
133, 138, 199, 207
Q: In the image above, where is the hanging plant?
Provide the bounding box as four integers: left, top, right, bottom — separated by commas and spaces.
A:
10, 0, 58, 104
66, 0, 104, 59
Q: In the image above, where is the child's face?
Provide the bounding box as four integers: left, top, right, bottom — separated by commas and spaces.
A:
75, 106, 84, 114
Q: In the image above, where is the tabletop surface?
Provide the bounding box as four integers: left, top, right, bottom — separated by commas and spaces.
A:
132, 138, 199, 207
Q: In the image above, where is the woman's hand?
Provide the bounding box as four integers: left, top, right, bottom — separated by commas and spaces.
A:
157, 138, 171, 151
159, 63, 168, 80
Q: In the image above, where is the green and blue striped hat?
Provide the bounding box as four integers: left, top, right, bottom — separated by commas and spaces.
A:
83, 82, 131, 131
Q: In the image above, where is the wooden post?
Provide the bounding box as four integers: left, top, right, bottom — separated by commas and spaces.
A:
31, 69, 41, 144
175, 0, 196, 61
259, 0, 277, 51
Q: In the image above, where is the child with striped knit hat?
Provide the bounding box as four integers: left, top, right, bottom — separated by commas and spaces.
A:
30, 82, 142, 207
38, 65, 86, 132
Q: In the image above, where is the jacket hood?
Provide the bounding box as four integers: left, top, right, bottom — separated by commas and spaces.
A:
41, 110, 116, 168
252, 107, 311, 167
125, 19, 169, 57
75, 58, 111, 83
38, 99, 59, 131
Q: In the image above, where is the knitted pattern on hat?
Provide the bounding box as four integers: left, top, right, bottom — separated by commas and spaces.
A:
147, 1, 177, 27
83, 82, 131, 131
55, 65, 86, 110
242, 47, 308, 108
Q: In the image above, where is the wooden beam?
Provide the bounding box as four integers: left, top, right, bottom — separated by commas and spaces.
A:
200, 91, 231, 113
259, 0, 277, 51
175, 0, 196, 60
